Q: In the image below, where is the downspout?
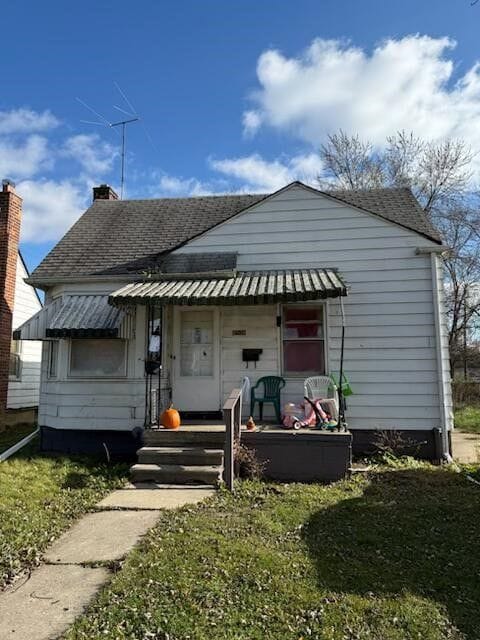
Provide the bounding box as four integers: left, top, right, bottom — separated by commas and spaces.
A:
430, 252, 451, 458
338, 296, 346, 428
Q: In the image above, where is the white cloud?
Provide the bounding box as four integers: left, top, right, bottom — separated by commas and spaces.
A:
242, 110, 262, 137
210, 152, 323, 191
0, 135, 51, 179
61, 134, 117, 175
135, 169, 229, 199
244, 35, 480, 148
18, 179, 88, 243
158, 174, 209, 196
0, 108, 59, 134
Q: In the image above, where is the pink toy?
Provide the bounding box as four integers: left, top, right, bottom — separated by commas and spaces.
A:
282, 398, 329, 429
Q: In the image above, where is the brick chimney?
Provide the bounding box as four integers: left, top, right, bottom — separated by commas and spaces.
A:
0, 180, 22, 411
93, 184, 119, 201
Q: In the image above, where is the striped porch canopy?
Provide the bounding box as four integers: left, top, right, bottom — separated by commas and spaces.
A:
14, 295, 133, 340
109, 268, 347, 307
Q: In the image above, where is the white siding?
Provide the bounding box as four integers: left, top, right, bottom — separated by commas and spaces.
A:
174, 184, 448, 431
220, 305, 278, 418
38, 281, 146, 432
7, 256, 42, 409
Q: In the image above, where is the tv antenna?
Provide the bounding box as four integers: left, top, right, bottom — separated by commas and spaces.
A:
77, 83, 140, 199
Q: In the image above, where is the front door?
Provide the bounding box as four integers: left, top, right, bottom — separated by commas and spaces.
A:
172, 307, 220, 412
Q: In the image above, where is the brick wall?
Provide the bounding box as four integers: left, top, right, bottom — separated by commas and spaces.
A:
0, 181, 22, 411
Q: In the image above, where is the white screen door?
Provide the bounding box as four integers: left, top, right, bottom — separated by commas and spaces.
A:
172, 308, 220, 412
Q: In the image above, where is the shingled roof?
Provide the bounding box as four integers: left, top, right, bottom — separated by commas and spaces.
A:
30, 182, 441, 282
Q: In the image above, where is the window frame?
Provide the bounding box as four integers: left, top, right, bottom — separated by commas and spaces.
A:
48, 340, 59, 379
280, 302, 327, 378
9, 339, 22, 381
68, 338, 128, 379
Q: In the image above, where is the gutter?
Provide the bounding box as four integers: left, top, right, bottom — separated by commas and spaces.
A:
416, 245, 449, 255
25, 274, 131, 291
430, 252, 451, 458
25, 270, 237, 289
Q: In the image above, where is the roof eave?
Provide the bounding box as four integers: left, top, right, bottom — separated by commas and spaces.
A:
25, 274, 134, 290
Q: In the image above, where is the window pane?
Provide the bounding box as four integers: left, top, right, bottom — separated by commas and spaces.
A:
180, 311, 213, 377
284, 307, 323, 322
9, 354, 20, 378
284, 340, 325, 374
49, 341, 58, 378
9, 341, 21, 378
70, 339, 126, 377
284, 306, 323, 339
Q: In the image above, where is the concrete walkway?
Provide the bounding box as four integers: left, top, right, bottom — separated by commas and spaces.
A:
452, 431, 480, 464
0, 484, 214, 640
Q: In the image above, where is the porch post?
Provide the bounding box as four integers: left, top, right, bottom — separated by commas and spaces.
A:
223, 406, 234, 490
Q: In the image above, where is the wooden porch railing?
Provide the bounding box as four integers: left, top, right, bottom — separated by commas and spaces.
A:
222, 387, 242, 491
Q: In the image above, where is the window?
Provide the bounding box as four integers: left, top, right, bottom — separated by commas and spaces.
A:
180, 310, 213, 377
9, 340, 22, 380
48, 341, 59, 378
69, 339, 127, 378
282, 305, 325, 376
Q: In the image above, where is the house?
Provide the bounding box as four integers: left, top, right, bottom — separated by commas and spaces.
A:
0, 181, 42, 424
16, 181, 452, 480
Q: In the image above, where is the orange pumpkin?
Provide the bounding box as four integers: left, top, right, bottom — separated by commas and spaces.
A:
160, 404, 181, 430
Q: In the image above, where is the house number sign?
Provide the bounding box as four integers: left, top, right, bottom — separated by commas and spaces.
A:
232, 329, 246, 336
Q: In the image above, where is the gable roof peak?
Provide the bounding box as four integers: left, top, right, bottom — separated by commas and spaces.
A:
29, 182, 441, 283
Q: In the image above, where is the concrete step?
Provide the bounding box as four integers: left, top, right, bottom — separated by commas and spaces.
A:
137, 446, 224, 466
143, 429, 225, 447
131, 463, 223, 485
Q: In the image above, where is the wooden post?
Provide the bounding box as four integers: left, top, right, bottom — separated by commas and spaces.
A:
222, 388, 242, 491
223, 407, 234, 491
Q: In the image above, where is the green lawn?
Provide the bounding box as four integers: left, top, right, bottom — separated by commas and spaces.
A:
455, 405, 480, 433
0, 442, 127, 588
65, 464, 480, 640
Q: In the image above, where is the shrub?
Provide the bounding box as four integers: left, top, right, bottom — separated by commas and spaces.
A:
372, 430, 421, 459
233, 442, 267, 479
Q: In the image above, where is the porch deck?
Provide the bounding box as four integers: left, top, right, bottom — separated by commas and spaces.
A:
142, 423, 352, 483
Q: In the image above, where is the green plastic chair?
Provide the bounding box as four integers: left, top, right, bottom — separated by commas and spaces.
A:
250, 376, 286, 424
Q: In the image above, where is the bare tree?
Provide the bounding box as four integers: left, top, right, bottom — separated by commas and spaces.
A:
318, 131, 385, 190
437, 203, 480, 371
320, 130, 473, 212
318, 130, 479, 376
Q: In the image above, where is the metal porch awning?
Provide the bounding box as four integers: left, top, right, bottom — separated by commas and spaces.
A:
13, 295, 133, 340
109, 268, 347, 307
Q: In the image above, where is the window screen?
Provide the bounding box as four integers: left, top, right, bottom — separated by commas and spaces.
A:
70, 339, 126, 377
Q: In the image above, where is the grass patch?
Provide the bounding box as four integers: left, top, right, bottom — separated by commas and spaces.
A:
0, 423, 37, 453
454, 405, 480, 433
0, 442, 127, 588
65, 465, 480, 640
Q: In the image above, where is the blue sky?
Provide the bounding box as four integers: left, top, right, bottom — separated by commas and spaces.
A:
1, 0, 480, 271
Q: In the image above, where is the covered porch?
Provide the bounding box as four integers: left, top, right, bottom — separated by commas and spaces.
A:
109, 265, 352, 486
109, 266, 348, 422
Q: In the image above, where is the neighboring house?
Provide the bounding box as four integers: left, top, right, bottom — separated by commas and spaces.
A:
17, 181, 452, 473
0, 181, 42, 418
8, 254, 42, 409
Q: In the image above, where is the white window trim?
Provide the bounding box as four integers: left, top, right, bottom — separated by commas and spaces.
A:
67, 338, 128, 379
280, 301, 328, 378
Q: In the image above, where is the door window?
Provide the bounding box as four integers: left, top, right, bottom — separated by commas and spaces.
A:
180, 310, 213, 377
